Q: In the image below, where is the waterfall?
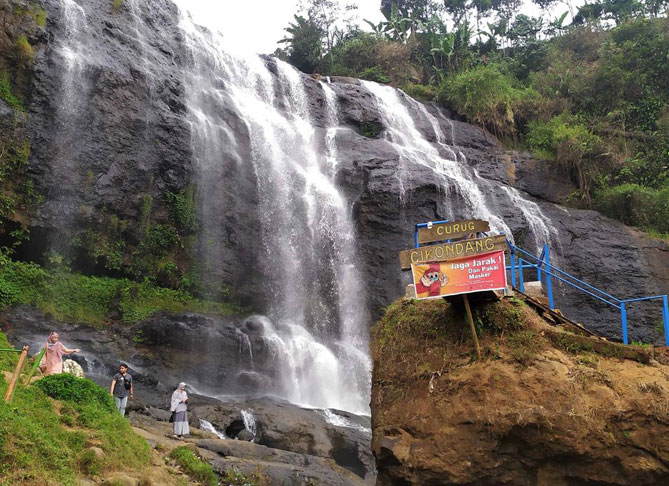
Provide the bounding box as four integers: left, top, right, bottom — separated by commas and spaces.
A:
361, 81, 557, 253
174, 3, 370, 414
241, 409, 257, 437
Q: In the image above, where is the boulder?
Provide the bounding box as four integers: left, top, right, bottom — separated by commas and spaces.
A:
193, 397, 374, 481
196, 439, 369, 486
63, 359, 84, 378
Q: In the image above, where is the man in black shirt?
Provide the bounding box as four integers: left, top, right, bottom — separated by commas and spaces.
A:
110, 363, 133, 416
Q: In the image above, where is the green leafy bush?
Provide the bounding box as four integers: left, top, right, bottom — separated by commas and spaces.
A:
166, 186, 199, 234
358, 66, 390, 84
0, 256, 243, 326
169, 446, 217, 486
403, 82, 436, 101
437, 64, 538, 138
35, 374, 116, 413
0, 363, 149, 484
594, 183, 669, 233
15, 35, 34, 64
0, 70, 24, 111
526, 115, 604, 199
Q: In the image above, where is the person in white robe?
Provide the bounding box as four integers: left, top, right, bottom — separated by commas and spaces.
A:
171, 382, 189, 437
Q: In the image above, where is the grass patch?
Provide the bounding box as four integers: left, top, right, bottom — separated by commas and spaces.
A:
0, 70, 24, 112
506, 330, 539, 366
15, 35, 34, 64
0, 347, 150, 484
169, 446, 217, 486
0, 256, 245, 326
0, 331, 18, 372
35, 374, 115, 412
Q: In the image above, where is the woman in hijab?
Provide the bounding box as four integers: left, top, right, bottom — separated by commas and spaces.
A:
170, 382, 189, 438
40, 332, 80, 375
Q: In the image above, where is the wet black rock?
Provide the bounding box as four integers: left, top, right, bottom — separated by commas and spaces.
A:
193, 397, 374, 482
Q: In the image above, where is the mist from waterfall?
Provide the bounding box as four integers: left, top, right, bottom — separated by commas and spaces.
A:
174, 2, 371, 414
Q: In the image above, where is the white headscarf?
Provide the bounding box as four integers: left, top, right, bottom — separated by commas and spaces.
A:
170, 383, 188, 412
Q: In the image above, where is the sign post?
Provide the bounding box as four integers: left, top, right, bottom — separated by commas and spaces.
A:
399, 219, 507, 359
463, 295, 481, 359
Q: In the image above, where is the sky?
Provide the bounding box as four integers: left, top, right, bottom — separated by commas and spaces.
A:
183, 0, 384, 54
182, 0, 580, 55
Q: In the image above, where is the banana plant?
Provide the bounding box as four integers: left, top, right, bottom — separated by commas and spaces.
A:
546, 11, 569, 37
431, 32, 456, 71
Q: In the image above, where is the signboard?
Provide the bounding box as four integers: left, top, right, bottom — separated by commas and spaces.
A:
411, 250, 507, 300
417, 219, 490, 245
399, 234, 507, 270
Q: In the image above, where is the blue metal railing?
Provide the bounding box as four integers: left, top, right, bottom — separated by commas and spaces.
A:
412, 221, 668, 345
506, 241, 669, 346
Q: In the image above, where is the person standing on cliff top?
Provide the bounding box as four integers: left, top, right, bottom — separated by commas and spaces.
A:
110, 363, 133, 416
40, 332, 80, 375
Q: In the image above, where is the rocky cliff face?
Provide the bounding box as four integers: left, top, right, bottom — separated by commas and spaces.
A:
3, 0, 662, 343
371, 297, 669, 485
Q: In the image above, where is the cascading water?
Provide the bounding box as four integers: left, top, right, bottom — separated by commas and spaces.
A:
174, 2, 370, 414
361, 81, 557, 253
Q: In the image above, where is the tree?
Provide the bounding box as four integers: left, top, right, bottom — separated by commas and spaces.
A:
278, 15, 324, 73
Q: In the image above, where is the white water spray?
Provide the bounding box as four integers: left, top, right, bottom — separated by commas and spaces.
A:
174, 2, 370, 414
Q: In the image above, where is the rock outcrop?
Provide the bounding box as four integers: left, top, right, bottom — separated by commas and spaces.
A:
371, 297, 669, 485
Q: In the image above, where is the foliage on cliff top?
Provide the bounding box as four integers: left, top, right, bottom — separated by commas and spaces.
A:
0, 334, 150, 485
0, 256, 245, 326
278, 1, 669, 235
373, 296, 656, 380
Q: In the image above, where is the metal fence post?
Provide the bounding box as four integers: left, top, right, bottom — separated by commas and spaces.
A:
663, 295, 669, 347
518, 258, 525, 292
510, 247, 517, 288
544, 244, 554, 310
621, 302, 628, 345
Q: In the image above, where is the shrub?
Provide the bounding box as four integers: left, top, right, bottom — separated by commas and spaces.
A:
526, 114, 604, 200
0, 70, 24, 111
358, 66, 390, 84
437, 64, 538, 138
594, 183, 669, 234
169, 447, 217, 486
403, 82, 436, 101
166, 186, 199, 234
15, 35, 34, 64
0, 368, 149, 484
35, 374, 116, 413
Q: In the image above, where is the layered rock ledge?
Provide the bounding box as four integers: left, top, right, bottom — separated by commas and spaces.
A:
371, 297, 669, 485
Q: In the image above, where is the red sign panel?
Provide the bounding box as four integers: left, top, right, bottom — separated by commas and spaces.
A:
411, 250, 507, 300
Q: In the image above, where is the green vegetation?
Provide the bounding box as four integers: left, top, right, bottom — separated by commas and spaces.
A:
0, 255, 245, 326
15, 35, 34, 64
169, 447, 217, 486
168, 446, 265, 486
0, 70, 24, 112
166, 185, 199, 235
277, 0, 669, 235
35, 374, 116, 412
0, 349, 150, 485
112, 0, 125, 10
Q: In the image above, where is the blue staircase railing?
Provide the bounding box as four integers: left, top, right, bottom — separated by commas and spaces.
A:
412, 222, 668, 346
506, 241, 669, 347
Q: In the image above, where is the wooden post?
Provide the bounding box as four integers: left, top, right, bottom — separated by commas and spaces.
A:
4, 346, 29, 403
463, 295, 482, 360
23, 347, 46, 386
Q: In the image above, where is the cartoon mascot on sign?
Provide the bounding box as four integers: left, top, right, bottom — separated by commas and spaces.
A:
415, 263, 449, 297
